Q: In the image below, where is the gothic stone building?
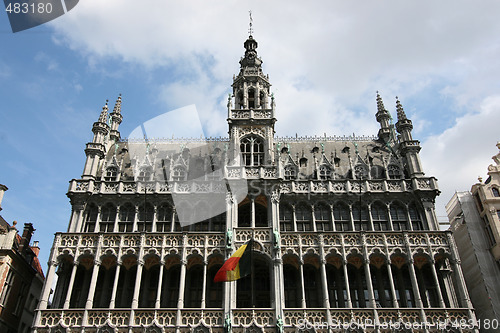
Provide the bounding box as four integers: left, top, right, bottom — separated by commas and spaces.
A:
34, 34, 478, 333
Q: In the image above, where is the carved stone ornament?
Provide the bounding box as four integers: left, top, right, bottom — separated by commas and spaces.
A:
50, 324, 67, 333
97, 324, 116, 333
245, 323, 263, 333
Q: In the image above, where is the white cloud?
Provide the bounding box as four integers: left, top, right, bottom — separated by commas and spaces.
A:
421, 95, 500, 220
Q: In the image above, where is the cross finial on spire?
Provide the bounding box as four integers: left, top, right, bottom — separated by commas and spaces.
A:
248, 10, 254, 36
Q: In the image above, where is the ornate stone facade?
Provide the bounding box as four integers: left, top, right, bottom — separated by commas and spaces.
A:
33, 34, 478, 333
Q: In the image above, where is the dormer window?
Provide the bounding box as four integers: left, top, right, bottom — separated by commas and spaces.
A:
172, 166, 186, 181
299, 158, 307, 168
240, 136, 264, 166
284, 165, 296, 180
104, 166, 118, 181
319, 165, 331, 180
137, 167, 152, 182
388, 165, 402, 179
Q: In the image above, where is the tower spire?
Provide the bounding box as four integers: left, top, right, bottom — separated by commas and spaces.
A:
248, 10, 254, 36
396, 96, 407, 121
109, 94, 123, 142
98, 100, 109, 124
375, 92, 392, 142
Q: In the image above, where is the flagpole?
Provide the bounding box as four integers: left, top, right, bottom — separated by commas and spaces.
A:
251, 229, 255, 308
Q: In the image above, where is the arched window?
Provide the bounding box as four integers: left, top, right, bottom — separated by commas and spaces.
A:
156, 204, 173, 232
84, 203, 98, 232
347, 257, 368, 308
172, 166, 186, 181
354, 165, 368, 180
284, 165, 296, 180
238, 202, 251, 227
326, 260, 346, 307
371, 203, 388, 231
408, 204, 425, 230
303, 263, 322, 307
100, 203, 116, 232
185, 264, 203, 308
116, 258, 137, 308
283, 263, 300, 308
333, 203, 351, 231
240, 136, 264, 166
492, 187, 500, 197
211, 212, 225, 232
139, 261, 160, 308
391, 257, 414, 308
414, 257, 439, 308
52, 258, 73, 308
295, 204, 312, 231
255, 202, 268, 227
137, 167, 152, 182
314, 203, 332, 231
104, 166, 118, 181
93, 257, 117, 308
352, 205, 369, 231
70, 258, 94, 308
248, 88, 255, 108
237, 256, 270, 308
161, 262, 180, 308
387, 165, 402, 179
390, 203, 408, 231
319, 165, 331, 180
206, 261, 223, 308
369, 256, 392, 308
280, 204, 293, 232
118, 203, 135, 232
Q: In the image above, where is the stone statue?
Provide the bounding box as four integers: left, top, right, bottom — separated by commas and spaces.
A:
276, 315, 284, 333
226, 229, 233, 249
224, 314, 232, 333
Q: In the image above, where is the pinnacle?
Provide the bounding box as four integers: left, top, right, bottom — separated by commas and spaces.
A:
98, 100, 109, 123
396, 97, 407, 121
376, 91, 388, 115
112, 94, 122, 115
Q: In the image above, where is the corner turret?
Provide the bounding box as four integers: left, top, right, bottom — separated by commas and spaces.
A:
109, 94, 123, 142
81, 101, 110, 179
375, 92, 392, 142
395, 98, 424, 177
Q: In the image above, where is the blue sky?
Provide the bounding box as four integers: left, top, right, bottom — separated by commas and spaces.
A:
1, 1, 500, 267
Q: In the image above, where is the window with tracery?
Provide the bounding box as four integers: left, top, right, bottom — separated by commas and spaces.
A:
408, 204, 424, 230
100, 203, 116, 232
104, 166, 118, 181
137, 203, 154, 232
156, 204, 173, 232
314, 203, 332, 231
387, 165, 402, 179
279, 204, 293, 231
118, 203, 135, 232
295, 204, 312, 231
240, 136, 264, 166
319, 165, 331, 180
84, 203, 98, 232
354, 165, 368, 179
352, 205, 369, 231
137, 167, 152, 182
284, 165, 296, 180
390, 203, 408, 231
333, 203, 351, 231
172, 166, 186, 181
371, 203, 388, 231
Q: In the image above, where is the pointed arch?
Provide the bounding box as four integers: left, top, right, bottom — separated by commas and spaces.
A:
83, 203, 98, 232
279, 203, 293, 232
333, 202, 351, 231
314, 203, 332, 231
390, 202, 408, 231
240, 136, 264, 166
371, 202, 389, 231
118, 202, 135, 232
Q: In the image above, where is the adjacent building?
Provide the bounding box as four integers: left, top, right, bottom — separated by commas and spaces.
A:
0, 185, 45, 333
447, 143, 500, 332
33, 33, 478, 333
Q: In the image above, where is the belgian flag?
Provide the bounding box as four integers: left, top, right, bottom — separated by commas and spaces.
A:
214, 239, 253, 282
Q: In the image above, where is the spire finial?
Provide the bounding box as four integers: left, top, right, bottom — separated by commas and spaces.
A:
98, 99, 109, 123
248, 10, 253, 36
376, 91, 387, 114
396, 96, 407, 121
112, 94, 122, 115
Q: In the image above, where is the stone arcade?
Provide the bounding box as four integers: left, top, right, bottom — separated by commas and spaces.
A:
33, 33, 478, 333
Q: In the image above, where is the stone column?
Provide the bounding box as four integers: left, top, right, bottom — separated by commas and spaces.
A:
133, 206, 139, 232
320, 258, 330, 308
177, 259, 187, 308
131, 260, 144, 308
250, 197, 255, 228
63, 261, 79, 309
342, 259, 352, 308
311, 205, 317, 232
364, 259, 376, 309
113, 205, 120, 232
85, 260, 101, 309
109, 261, 122, 309
408, 258, 423, 308
38, 260, 58, 310
429, 259, 445, 308
348, 205, 355, 231
201, 260, 208, 308
299, 259, 306, 308
95, 206, 102, 233
385, 261, 399, 308
155, 261, 165, 309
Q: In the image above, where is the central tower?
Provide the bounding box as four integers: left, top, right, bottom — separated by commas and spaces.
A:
228, 34, 275, 166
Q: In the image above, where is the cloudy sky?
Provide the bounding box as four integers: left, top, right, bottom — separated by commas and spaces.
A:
1, 0, 500, 266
